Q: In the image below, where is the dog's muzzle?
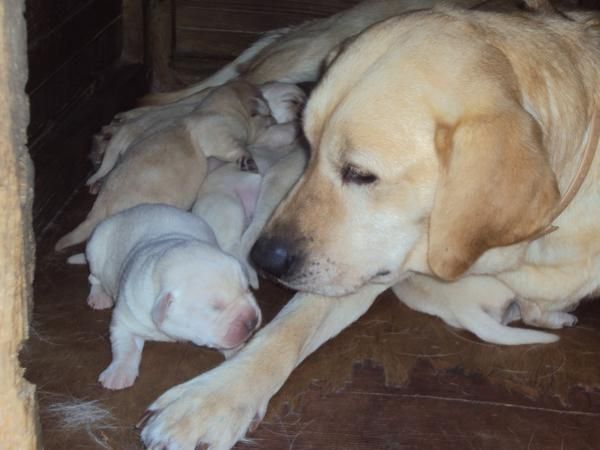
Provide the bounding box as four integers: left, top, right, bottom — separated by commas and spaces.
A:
250, 235, 303, 280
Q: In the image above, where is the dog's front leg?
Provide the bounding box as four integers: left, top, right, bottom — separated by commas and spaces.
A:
140, 283, 387, 450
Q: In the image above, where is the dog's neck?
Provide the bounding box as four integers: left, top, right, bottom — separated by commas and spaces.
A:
529, 111, 599, 241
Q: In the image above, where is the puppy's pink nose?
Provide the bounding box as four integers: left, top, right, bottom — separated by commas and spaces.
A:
222, 307, 261, 348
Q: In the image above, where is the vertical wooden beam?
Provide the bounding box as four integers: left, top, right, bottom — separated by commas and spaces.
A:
0, 0, 38, 448
145, 0, 183, 91
122, 0, 145, 63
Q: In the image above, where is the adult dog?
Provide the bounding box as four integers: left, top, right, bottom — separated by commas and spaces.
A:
139, 2, 599, 449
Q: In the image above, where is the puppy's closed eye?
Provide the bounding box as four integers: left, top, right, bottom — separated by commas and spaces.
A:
341, 164, 378, 185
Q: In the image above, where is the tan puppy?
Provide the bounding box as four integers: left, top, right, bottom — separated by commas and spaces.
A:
139, 6, 600, 450
86, 82, 304, 192
55, 80, 271, 251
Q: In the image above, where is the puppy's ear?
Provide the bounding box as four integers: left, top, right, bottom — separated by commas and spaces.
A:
151, 292, 174, 326
250, 97, 271, 117
428, 107, 560, 280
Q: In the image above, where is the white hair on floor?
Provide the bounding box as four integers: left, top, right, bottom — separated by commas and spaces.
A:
41, 393, 121, 449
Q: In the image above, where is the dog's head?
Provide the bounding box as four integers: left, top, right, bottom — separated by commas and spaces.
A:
152, 242, 261, 349
251, 12, 560, 296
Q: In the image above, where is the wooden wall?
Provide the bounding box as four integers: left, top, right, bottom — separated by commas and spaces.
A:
172, 0, 362, 74
25, 0, 147, 235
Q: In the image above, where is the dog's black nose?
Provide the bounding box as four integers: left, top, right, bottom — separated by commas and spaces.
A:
250, 236, 296, 278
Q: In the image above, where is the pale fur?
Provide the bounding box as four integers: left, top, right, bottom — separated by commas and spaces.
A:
55, 80, 272, 251
139, 4, 600, 450
83, 204, 261, 390
139, 0, 481, 106
87, 82, 304, 193
191, 118, 302, 289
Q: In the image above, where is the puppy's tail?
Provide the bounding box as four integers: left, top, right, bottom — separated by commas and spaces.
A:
458, 307, 558, 345
55, 218, 98, 252
138, 89, 199, 106
67, 253, 87, 264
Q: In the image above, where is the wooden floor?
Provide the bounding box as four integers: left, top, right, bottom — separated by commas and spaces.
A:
23, 187, 600, 450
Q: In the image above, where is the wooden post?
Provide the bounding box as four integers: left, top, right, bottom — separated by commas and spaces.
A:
122, 0, 145, 63
0, 0, 39, 448
145, 0, 183, 91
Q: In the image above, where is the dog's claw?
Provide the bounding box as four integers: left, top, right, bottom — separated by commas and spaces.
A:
195, 444, 209, 450
237, 156, 258, 173
136, 409, 156, 429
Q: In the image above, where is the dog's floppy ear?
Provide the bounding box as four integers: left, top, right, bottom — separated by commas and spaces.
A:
151, 292, 174, 326
428, 107, 560, 281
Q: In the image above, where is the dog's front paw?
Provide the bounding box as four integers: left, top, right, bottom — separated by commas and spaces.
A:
140, 369, 267, 450
99, 362, 138, 390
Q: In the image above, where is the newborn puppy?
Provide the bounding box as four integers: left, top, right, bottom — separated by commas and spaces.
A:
55, 80, 272, 251
192, 115, 301, 288
86, 82, 302, 193
77, 204, 261, 390
192, 163, 262, 257
258, 82, 306, 123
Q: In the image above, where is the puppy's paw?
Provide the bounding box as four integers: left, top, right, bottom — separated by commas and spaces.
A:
539, 311, 578, 329
99, 362, 138, 390
140, 367, 267, 450
87, 292, 114, 310
88, 180, 102, 195
247, 265, 260, 290
237, 155, 258, 173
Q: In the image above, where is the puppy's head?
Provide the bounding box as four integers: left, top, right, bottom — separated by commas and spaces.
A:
207, 79, 273, 124
152, 242, 261, 350
259, 82, 307, 123
251, 12, 559, 296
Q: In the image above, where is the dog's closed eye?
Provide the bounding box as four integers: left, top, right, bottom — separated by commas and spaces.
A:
341, 164, 378, 185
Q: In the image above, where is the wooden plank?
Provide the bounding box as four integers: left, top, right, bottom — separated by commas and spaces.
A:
27, 0, 121, 92
243, 389, 600, 449
32, 64, 147, 236
25, 0, 94, 43
174, 28, 260, 60
173, 0, 362, 61
176, 5, 316, 34
28, 19, 122, 146
176, 0, 362, 18
0, 0, 38, 448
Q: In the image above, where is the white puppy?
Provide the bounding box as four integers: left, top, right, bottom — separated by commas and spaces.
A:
77, 204, 261, 390
192, 116, 304, 289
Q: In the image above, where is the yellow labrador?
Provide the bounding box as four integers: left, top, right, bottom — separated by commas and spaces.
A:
140, 5, 599, 449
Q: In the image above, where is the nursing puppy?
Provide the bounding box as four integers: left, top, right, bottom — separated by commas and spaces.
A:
78, 204, 260, 390
55, 80, 271, 251
87, 82, 305, 194
192, 120, 305, 288
139, 5, 600, 449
